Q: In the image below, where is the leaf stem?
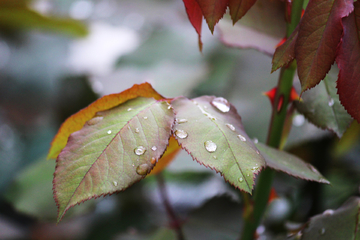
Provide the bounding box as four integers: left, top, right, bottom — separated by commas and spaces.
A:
156, 173, 185, 240
240, 0, 304, 239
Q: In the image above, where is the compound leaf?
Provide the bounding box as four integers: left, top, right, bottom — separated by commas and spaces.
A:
53, 97, 174, 222
48, 83, 164, 159
171, 96, 265, 194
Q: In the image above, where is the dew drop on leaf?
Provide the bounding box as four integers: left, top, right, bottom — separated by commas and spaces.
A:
213, 155, 217, 159
87, 116, 103, 125
238, 177, 243, 183
150, 157, 156, 164
143, 116, 148, 120
151, 146, 157, 151
237, 134, 246, 142
211, 97, 230, 112
319, 228, 325, 235
107, 130, 112, 134
175, 129, 188, 139
247, 174, 250, 177
204, 140, 217, 152
136, 163, 149, 175
323, 209, 334, 216
127, 108, 132, 111
177, 118, 188, 124
328, 98, 334, 107
253, 138, 259, 144
226, 123, 236, 131
112, 181, 118, 187
134, 146, 146, 156
135, 128, 140, 133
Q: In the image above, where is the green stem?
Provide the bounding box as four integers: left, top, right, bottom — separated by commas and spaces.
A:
240, 0, 304, 239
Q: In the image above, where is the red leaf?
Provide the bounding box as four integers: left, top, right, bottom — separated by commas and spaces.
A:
183, 0, 203, 51
295, 0, 354, 92
228, 0, 257, 24
336, 2, 360, 122
271, 26, 298, 73
196, 0, 229, 33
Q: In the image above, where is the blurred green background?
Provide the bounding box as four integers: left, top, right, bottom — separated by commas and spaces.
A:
1, 0, 360, 239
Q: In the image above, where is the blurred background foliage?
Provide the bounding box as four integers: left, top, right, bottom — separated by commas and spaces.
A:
0, 0, 360, 239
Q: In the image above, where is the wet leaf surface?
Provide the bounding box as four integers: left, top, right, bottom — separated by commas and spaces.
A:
53, 97, 174, 222
171, 96, 265, 193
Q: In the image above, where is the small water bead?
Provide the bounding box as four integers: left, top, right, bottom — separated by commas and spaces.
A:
204, 140, 217, 152
134, 146, 146, 156
211, 97, 230, 112
253, 138, 259, 144
167, 105, 171, 110
226, 123, 236, 131
107, 130, 112, 134
135, 128, 140, 133
238, 177, 244, 183
323, 209, 334, 216
127, 108, 132, 111
113, 181, 118, 187
136, 163, 149, 175
319, 228, 326, 235
203, 105, 207, 109
150, 157, 156, 164
237, 134, 246, 142
143, 116, 148, 120
151, 146, 157, 151
247, 174, 250, 177
175, 129, 188, 139
328, 98, 335, 107
87, 116, 103, 125
213, 155, 217, 159
177, 118, 188, 124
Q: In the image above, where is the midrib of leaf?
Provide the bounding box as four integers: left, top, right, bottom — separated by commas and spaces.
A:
195, 104, 252, 191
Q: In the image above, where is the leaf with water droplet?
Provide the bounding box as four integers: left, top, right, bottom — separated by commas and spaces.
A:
171, 96, 265, 194
255, 142, 329, 184
299, 197, 360, 240
294, 67, 353, 138
53, 97, 174, 222
48, 83, 164, 159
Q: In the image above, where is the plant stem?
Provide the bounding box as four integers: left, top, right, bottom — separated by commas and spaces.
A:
156, 173, 184, 240
240, 0, 304, 239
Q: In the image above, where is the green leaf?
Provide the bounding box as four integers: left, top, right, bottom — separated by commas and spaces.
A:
299, 197, 360, 240
171, 96, 265, 194
0, 7, 88, 37
294, 68, 353, 138
53, 97, 174, 222
255, 142, 329, 184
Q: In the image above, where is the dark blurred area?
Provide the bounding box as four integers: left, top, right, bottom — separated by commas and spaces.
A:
0, 0, 360, 239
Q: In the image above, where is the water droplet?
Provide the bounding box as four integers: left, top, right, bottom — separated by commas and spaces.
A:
211, 97, 230, 112
247, 174, 250, 177
203, 105, 207, 109
127, 126, 131, 130
307, 163, 319, 174
293, 114, 305, 127
167, 105, 171, 110
237, 134, 246, 141
127, 108, 132, 111
134, 146, 146, 156
87, 116, 103, 125
204, 140, 217, 152
238, 177, 244, 183
136, 164, 149, 175
319, 228, 325, 235
175, 129, 188, 139
150, 157, 156, 165
107, 130, 112, 134
213, 155, 217, 159
193, 101, 198, 105
143, 116, 148, 120
226, 123, 236, 131
113, 181, 118, 187
328, 98, 334, 107
151, 146, 157, 151
135, 128, 140, 133
177, 118, 188, 124
323, 209, 334, 216
253, 138, 259, 144
132, 163, 135, 167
